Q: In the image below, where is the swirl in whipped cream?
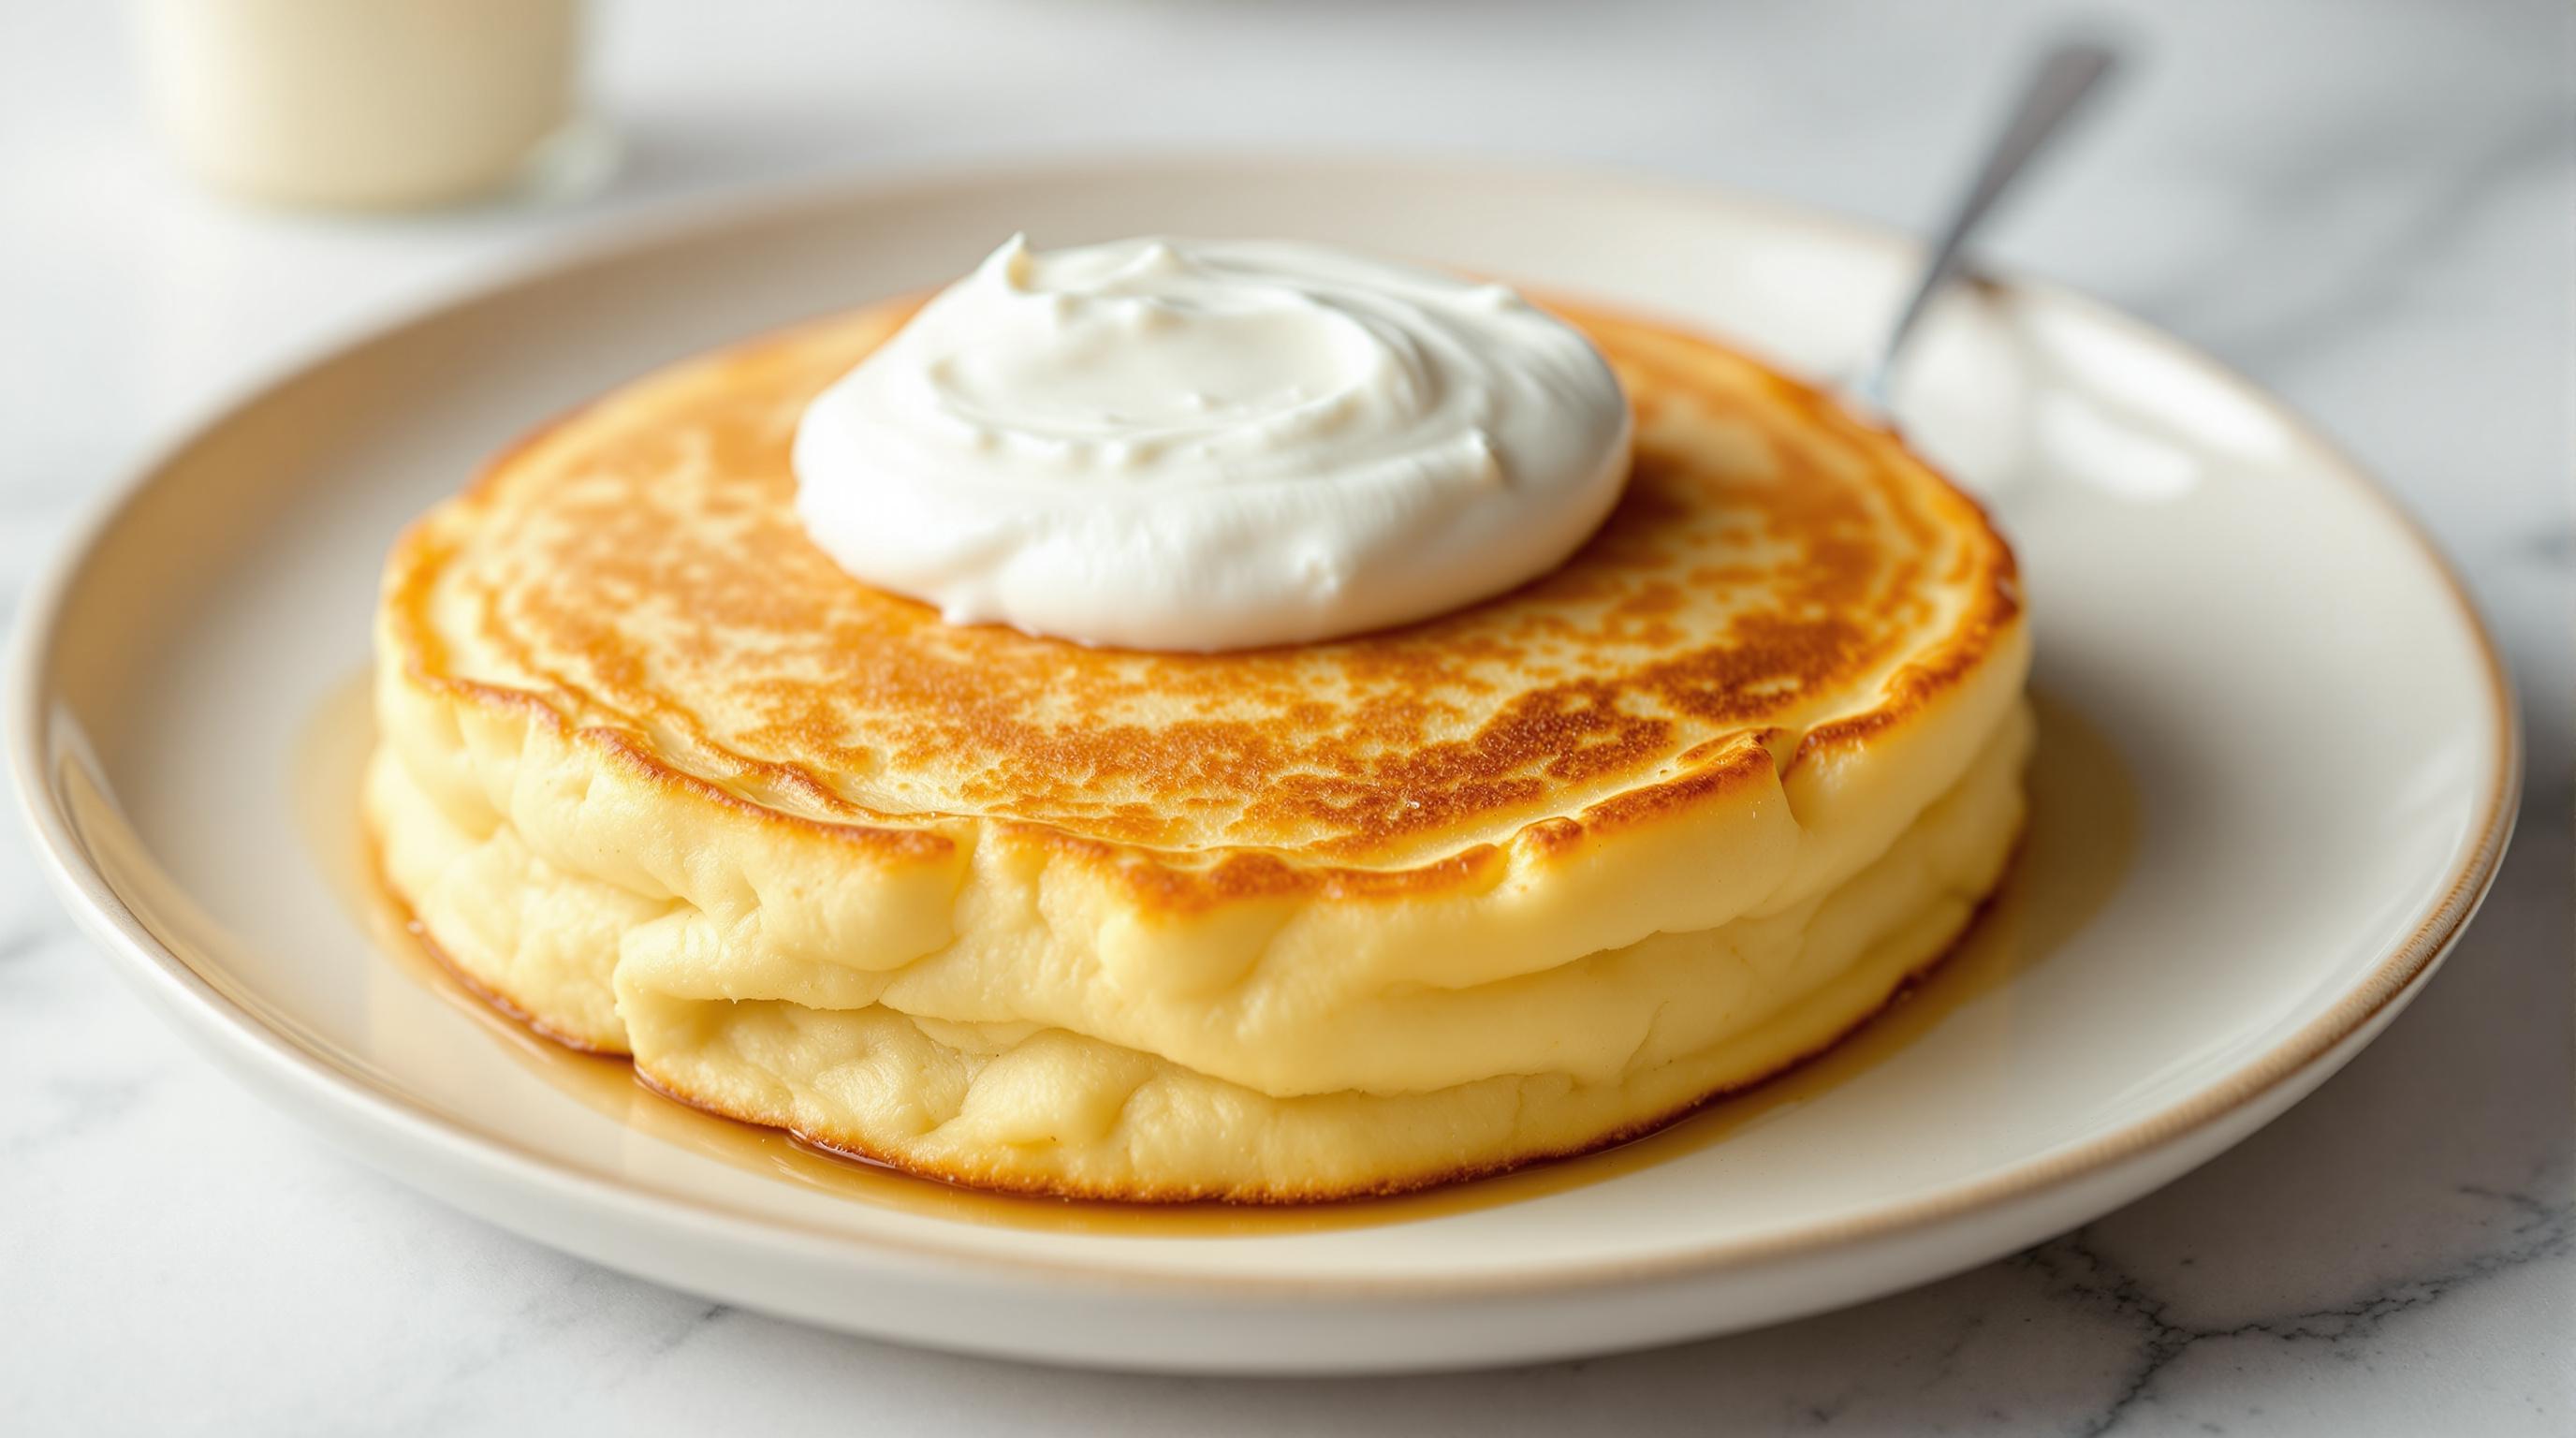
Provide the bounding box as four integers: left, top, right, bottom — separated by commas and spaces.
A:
793, 235, 1632, 651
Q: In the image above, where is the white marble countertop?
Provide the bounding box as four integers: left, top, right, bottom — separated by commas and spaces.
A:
3, 2, 2568, 1432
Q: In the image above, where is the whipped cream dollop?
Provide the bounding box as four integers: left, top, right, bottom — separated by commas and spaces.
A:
793, 235, 1632, 652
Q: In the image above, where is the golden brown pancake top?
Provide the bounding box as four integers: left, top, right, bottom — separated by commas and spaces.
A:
388, 298, 2017, 871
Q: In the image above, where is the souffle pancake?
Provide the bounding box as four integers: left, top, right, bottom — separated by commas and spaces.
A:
368, 293, 2030, 1201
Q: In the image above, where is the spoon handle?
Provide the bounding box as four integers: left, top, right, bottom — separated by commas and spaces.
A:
1864, 39, 2120, 410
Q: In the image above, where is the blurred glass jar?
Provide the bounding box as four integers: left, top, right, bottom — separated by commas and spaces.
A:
139, 0, 593, 210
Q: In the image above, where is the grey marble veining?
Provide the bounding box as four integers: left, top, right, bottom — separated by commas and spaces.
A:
1, 1, 2569, 1433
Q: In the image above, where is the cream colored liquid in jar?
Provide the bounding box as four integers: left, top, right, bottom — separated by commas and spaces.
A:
139, 0, 582, 209
299, 677, 2138, 1236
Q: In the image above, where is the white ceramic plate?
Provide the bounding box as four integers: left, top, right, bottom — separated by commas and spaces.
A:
9, 159, 2516, 1374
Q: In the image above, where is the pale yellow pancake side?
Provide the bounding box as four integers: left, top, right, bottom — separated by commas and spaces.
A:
368, 295, 2029, 1199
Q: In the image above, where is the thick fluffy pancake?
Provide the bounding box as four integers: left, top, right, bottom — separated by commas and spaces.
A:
369, 295, 2028, 1199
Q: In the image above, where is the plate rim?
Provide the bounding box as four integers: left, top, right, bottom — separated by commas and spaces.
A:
6, 152, 2524, 1299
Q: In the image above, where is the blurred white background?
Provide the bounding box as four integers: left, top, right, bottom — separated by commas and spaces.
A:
1, 2, 2568, 1434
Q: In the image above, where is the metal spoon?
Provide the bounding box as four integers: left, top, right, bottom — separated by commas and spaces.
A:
1853, 38, 2121, 416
